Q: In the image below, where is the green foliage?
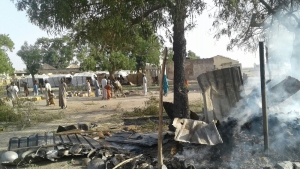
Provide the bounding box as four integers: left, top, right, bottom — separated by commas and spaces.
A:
187, 50, 200, 59
0, 34, 15, 74
35, 36, 75, 69
0, 99, 18, 122
131, 35, 161, 71
17, 42, 42, 77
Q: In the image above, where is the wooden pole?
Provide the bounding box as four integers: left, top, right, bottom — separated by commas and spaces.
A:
158, 47, 167, 169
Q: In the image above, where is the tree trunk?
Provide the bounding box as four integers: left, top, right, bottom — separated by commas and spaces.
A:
172, 2, 189, 118
108, 71, 115, 81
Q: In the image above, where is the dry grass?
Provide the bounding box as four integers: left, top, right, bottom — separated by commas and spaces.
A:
138, 119, 168, 132
189, 101, 204, 114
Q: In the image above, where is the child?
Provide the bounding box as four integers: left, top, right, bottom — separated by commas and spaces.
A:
48, 90, 55, 105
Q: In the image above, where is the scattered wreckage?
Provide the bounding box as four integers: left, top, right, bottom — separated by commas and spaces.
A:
1, 119, 223, 168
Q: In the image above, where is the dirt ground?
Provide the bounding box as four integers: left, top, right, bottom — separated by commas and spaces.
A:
0, 82, 202, 169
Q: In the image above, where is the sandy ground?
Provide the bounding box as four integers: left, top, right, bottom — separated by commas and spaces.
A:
0, 83, 202, 168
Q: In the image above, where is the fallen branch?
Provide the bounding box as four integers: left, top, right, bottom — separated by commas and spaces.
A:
112, 154, 143, 169
55, 129, 99, 135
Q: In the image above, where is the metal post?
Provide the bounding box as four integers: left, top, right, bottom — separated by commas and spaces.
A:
259, 41, 269, 151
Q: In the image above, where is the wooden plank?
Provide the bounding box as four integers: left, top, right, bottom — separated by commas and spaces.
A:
75, 134, 92, 150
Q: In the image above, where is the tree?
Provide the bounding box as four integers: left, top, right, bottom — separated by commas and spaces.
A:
212, 0, 300, 70
0, 34, 14, 74
15, 0, 206, 120
187, 50, 200, 59
131, 35, 161, 72
17, 42, 42, 84
35, 36, 75, 69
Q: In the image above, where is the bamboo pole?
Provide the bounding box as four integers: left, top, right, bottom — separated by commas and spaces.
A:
158, 47, 167, 169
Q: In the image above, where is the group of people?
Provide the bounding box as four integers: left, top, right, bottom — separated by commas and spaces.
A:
84, 75, 129, 100
44, 78, 68, 109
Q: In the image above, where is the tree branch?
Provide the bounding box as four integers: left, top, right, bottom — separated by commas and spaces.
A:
259, 0, 276, 14
131, 4, 166, 25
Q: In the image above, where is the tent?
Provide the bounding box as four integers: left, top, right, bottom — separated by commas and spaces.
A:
48, 74, 73, 87
20, 74, 49, 88
71, 72, 97, 87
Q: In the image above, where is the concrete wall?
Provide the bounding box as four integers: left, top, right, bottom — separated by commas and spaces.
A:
213, 55, 240, 69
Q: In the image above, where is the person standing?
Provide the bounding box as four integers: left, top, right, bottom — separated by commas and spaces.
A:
59, 78, 67, 109
86, 79, 91, 97
94, 76, 100, 97
142, 74, 147, 96
104, 80, 112, 100
101, 76, 107, 100
33, 80, 39, 96
24, 82, 29, 96
163, 75, 169, 96
8, 82, 19, 107
45, 80, 51, 106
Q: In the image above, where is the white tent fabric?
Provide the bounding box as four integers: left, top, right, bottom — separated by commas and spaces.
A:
115, 70, 129, 77
48, 74, 73, 87
71, 72, 97, 87
20, 74, 49, 88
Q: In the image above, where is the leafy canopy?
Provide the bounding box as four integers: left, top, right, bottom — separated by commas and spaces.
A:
0, 34, 14, 74
17, 42, 42, 77
35, 36, 75, 69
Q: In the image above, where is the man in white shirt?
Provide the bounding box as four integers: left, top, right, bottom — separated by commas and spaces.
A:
142, 74, 147, 96
101, 76, 108, 100
8, 82, 19, 107
45, 80, 51, 106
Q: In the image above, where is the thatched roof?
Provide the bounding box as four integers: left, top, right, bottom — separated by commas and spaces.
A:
66, 64, 80, 69
41, 63, 56, 70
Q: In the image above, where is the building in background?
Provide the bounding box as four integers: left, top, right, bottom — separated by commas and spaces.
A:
166, 55, 241, 80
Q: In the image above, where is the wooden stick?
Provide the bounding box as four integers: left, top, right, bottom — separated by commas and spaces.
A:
112, 154, 143, 169
158, 47, 167, 168
54, 130, 98, 135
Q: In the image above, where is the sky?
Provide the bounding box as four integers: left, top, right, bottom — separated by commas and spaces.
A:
0, 1, 259, 70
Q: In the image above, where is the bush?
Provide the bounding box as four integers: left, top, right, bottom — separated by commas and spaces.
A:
0, 99, 19, 122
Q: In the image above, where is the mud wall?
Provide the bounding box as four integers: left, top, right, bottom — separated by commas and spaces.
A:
197, 66, 243, 123
167, 58, 214, 80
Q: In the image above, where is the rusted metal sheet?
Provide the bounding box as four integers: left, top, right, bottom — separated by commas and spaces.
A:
197, 66, 243, 123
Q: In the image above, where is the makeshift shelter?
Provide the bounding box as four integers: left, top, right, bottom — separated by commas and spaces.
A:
71, 72, 97, 87
48, 74, 73, 87
20, 74, 49, 88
